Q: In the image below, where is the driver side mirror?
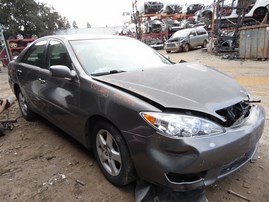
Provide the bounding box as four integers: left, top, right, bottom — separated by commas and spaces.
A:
50, 65, 77, 80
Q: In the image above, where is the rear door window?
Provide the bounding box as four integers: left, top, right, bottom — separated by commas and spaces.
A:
20, 40, 47, 68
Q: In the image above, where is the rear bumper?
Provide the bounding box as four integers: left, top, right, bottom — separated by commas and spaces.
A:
125, 105, 265, 191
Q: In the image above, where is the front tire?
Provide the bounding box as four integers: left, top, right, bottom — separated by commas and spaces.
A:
17, 90, 36, 121
93, 121, 135, 186
183, 43, 190, 52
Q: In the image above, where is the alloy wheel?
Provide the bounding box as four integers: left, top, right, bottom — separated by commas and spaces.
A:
18, 92, 28, 116
96, 129, 122, 176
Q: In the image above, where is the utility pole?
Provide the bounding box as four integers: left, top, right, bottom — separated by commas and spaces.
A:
0, 25, 11, 65
209, 0, 216, 53
132, 0, 142, 40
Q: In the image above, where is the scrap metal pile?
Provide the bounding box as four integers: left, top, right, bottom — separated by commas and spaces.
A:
128, 0, 269, 53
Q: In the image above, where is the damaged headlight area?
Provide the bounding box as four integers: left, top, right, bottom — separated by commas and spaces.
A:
140, 112, 225, 138
178, 38, 186, 44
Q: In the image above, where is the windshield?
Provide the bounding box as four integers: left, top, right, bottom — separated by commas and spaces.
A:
171, 29, 190, 39
70, 38, 172, 76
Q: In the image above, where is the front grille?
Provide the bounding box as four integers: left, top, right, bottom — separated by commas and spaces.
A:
167, 43, 176, 47
216, 101, 251, 127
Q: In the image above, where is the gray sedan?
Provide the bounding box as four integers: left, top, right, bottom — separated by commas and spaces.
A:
8, 35, 265, 191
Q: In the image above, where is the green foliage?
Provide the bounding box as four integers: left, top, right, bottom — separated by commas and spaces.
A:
0, 0, 70, 38
72, 21, 78, 29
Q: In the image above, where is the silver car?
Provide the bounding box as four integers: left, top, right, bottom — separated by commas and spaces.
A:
164, 27, 208, 53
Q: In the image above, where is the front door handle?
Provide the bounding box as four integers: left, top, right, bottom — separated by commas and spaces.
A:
38, 78, 46, 84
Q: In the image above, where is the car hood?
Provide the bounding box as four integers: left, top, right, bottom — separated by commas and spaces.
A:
168, 37, 186, 42
93, 63, 248, 121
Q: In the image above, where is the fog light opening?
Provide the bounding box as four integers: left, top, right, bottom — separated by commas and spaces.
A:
166, 172, 206, 184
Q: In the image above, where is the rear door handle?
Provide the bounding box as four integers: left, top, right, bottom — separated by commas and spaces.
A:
38, 78, 46, 84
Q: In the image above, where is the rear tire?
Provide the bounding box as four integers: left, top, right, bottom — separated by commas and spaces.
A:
202, 40, 207, 48
17, 90, 36, 121
92, 121, 135, 186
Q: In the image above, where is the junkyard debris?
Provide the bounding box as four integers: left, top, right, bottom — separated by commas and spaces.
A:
135, 179, 207, 202
46, 173, 66, 186
227, 189, 251, 202
45, 155, 56, 161
76, 179, 85, 186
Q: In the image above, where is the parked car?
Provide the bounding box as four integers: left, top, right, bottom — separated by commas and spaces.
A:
8, 35, 265, 191
164, 27, 208, 53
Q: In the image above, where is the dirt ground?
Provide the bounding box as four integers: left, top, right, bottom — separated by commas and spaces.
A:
0, 49, 268, 202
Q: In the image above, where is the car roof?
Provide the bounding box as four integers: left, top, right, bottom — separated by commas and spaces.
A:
39, 34, 132, 41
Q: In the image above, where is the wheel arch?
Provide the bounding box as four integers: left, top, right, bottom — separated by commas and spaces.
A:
85, 115, 128, 150
252, 6, 268, 20
202, 39, 208, 48
13, 83, 21, 97
183, 43, 190, 52
87, 114, 137, 185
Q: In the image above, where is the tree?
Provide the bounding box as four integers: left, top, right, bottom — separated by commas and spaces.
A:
66, 21, 71, 29
0, 0, 70, 38
72, 21, 78, 29
86, 22, 91, 28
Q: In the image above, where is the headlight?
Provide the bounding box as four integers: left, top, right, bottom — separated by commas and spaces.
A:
140, 112, 225, 138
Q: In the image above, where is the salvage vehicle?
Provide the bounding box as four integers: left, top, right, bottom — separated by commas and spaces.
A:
222, 0, 269, 21
164, 27, 208, 53
166, 19, 182, 32
140, 1, 163, 14
181, 3, 204, 14
159, 3, 182, 14
144, 19, 163, 33
164, 19, 184, 38
8, 35, 265, 191
197, 0, 269, 24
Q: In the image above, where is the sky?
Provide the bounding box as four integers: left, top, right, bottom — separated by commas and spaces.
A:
37, 0, 211, 28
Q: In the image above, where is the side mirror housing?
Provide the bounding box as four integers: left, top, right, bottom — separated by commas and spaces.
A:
50, 65, 76, 79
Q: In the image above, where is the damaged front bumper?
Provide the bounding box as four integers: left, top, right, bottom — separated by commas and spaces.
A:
125, 105, 265, 191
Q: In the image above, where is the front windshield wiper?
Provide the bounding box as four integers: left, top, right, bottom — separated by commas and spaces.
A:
91, 70, 126, 76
